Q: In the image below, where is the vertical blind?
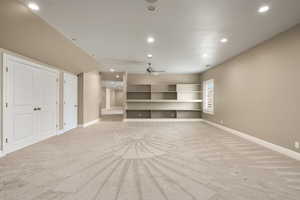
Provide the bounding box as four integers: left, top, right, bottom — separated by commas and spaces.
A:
203, 79, 214, 114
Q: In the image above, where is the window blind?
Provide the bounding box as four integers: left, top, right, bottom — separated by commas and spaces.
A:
203, 79, 214, 114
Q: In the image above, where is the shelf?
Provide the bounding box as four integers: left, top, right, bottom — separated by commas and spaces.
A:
127, 91, 152, 93
126, 108, 202, 111
127, 99, 203, 103
128, 91, 177, 93
127, 91, 201, 93
177, 91, 202, 93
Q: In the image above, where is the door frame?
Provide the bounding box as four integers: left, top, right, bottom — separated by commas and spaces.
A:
2, 53, 59, 154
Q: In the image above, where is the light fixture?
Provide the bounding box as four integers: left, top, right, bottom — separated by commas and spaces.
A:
28, 2, 40, 11
147, 37, 155, 44
110, 68, 115, 72
220, 38, 228, 43
258, 5, 270, 13
147, 54, 153, 58
116, 75, 120, 79
202, 53, 208, 58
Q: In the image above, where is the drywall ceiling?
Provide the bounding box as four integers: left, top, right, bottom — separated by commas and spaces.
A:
20, 0, 300, 73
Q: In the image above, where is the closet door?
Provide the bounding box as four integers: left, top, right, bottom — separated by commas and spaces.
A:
63, 73, 78, 132
3, 55, 58, 153
5, 58, 40, 152
37, 69, 58, 139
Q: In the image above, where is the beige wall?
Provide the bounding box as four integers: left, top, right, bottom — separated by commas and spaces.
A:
201, 24, 300, 152
0, 0, 99, 74
128, 74, 201, 85
78, 71, 101, 124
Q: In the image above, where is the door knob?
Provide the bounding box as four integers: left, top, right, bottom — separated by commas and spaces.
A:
33, 107, 38, 111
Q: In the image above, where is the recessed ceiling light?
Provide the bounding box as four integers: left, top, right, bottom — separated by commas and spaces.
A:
110, 68, 115, 72
258, 5, 270, 13
147, 37, 155, 44
147, 54, 153, 58
145, 0, 158, 3
202, 53, 208, 58
220, 38, 228, 43
116, 75, 120, 79
28, 2, 40, 11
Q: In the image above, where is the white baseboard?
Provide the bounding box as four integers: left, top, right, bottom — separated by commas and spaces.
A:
78, 119, 100, 128
57, 129, 67, 135
0, 151, 6, 158
203, 120, 300, 161
57, 126, 79, 135
124, 118, 203, 122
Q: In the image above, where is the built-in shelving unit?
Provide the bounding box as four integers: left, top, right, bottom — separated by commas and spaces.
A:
126, 84, 203, 120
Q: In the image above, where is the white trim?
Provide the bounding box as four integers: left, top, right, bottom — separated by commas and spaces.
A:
0, 151, 6, 158
124, 119, 203, 122
57, 129, 67, 135
203, 120, 300, 161
57, 125, 79, 135
78, 119, 100, 128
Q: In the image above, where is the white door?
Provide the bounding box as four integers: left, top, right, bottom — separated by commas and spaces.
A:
38, 70, 58, 139
3, 55, 58, 153
63, 72, 78, 132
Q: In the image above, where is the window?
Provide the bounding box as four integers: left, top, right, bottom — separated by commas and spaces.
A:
203, 79, 214, 115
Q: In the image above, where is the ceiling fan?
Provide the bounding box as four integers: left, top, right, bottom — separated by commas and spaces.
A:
146, 63, 165, 75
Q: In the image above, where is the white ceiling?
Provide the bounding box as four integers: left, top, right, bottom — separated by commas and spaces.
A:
22, 0, 300, 73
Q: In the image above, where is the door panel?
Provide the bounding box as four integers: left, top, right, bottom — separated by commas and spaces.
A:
7, 60, 39, 151
63, 73, 78, 132
38, 70, 58, 137
13, 114, 34, 141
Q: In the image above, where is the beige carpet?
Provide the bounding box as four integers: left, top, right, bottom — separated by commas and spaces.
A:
0, 122, 300, 200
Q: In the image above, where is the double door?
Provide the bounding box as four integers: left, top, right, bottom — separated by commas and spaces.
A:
3, 55, 58, 153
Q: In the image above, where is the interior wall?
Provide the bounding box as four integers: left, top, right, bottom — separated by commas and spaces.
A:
0, 0, 99, 74
201, 24, 300, 153
78, 71, 101, 124
127, 74, 201, 85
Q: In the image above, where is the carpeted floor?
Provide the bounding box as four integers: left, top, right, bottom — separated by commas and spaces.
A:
0, 122, 300, 200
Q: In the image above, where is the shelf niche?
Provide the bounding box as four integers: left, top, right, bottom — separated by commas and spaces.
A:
126, 83, 203, 120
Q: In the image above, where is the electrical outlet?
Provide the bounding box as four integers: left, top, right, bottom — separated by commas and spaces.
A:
295, 141, 300, 149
